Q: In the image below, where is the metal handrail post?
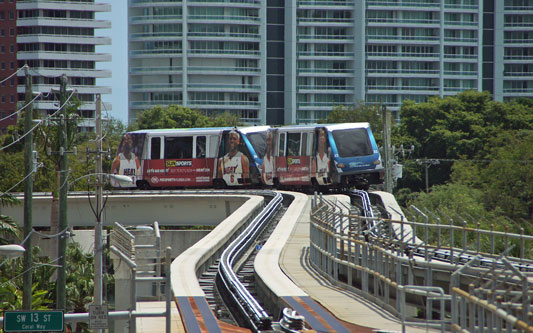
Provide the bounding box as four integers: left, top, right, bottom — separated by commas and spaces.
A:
130, 268, 137, 333
165, 247, 171, 333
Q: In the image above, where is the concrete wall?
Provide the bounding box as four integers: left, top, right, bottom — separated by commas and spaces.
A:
5, 192, 250, 227
31, 229, 210, 260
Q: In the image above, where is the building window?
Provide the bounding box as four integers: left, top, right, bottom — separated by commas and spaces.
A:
9, 11, 14, 20
10, 78, 14, 86
0, 29, 4, 36
0, 12, 4, 20
9, 28, 14, 36
1, 62, 4, 70
9, 95, 14, 103
0, 45, 4, 53
9, 44, 14, 53
1, 96, 5, 103
9, 62, 13, 69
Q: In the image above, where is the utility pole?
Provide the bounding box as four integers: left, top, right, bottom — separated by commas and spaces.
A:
94, 94, 104, 331
417, 159, 440, 193
382, 104, 393, 193
56, 74, 68, 311
22, 66, 34, 310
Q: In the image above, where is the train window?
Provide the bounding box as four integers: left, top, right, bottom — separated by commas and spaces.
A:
301, 133, 308, 156
209, 135, 219, 158
196, 136, 206, 158
151, 137, 161, 159
332, 129, 373, 157
247, 132, 267, 158
287, 133, 300, 156
279, 133, 286, 156
165, 136, 193, 159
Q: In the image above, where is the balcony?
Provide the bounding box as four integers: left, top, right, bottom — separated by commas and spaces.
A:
297, 51, 354, 58
366, 34, 440, 42
366, 68, 440, 76
188, 100, 260, 109
16, 17, 110, 29
367, 18, 440, 26
504, 55, 533, 62
16, 1, 111, 12
187, 32, 260, 41
130, 66, 183, 75
297, 17, 354, 26
21, 67, 111, 78
130, 15, 183, 24
17, 34, 111, 45
297, 34, 354, 42
367, 1, 440, 9
131, 0, 183, 6
298, 0, 353, 6
188, 0, 260, 5
297, 68, 353, 76
130, 32, 183, 41
187, 83, 260, 92
188, 49, 261, 57
187, 66, 260, 74
444, 37, 478, 44
17, 51, 111, 62
187, 14, 260, 24
297, 84, 354, 92
130, 49, 183, 57
130, 83, 183, 92
130, 100, 183, 108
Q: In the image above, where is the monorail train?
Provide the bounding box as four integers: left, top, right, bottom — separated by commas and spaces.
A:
111, 123, 383, 191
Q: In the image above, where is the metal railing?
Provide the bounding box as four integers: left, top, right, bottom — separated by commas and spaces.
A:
309, 193, 533, 332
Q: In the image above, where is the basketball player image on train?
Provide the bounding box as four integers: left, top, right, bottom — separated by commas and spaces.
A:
217, 130, 250, 186
313, 128, 331, 185
261, 131, 274, 186
111, 133, 141, 187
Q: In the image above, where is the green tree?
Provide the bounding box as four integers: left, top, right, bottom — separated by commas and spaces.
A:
131, 105, 212, 130
326, 103, 384, 143
397, 91, 533, 191
0, 193, 21, 244
131, 105, 244, 131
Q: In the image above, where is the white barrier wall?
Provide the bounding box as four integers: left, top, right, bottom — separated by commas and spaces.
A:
5, 193, 250, 227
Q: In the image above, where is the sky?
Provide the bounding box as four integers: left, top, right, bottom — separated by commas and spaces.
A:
96, 1, 128, 124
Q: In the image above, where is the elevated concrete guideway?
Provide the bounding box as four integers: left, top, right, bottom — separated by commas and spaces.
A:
6, 190, 440, 332
6, 191, 250, 227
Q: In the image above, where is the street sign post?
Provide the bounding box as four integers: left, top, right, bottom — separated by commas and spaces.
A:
3, 311, 64, 332
89, 304, 109, 329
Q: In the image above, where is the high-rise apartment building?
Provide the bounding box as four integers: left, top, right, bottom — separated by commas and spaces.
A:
128, 0, 533, 125
0, 0, 111, 133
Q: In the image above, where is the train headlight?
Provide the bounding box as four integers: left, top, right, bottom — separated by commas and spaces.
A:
337, 163, 345, 168
373, 160, 381, 165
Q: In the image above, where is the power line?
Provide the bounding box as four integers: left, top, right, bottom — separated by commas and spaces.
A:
0, 89, 76, 152
0, 91, 45, 123
0, 64, 28, 86
413, 158, 532, 164
0, 163, 42, 196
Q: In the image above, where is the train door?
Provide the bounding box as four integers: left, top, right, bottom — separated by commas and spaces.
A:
163, 135, 195, 186
193, 134, 211, 185
143, 135, 165, 188
279, 131, 313, 185
313, 127, 332, 186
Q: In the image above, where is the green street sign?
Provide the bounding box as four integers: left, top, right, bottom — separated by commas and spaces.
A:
3, 311, 64, 332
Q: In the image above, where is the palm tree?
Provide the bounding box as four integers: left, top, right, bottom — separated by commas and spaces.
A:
0, 193, 21, 244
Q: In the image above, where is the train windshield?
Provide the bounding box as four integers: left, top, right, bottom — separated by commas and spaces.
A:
246, 131, 267, 158
331, 128, 373, 157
